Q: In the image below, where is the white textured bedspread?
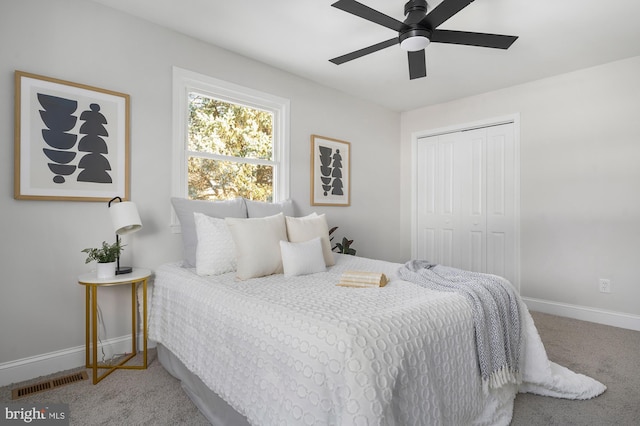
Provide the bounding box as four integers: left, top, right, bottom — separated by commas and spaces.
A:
149, 255, 605, 426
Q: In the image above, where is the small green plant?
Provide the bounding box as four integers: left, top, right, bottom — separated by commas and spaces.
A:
334, 237, 356, 256
329, 226, 356, 256
82, 241, 124, 264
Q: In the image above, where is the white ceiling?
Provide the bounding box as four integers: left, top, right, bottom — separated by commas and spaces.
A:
89, 0, 640, 112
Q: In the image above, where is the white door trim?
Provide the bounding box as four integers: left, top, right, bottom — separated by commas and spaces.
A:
410, 113, 521, 290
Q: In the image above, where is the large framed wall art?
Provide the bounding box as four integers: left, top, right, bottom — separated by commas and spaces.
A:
310, 134, 350, 206
14, 71, 130, 201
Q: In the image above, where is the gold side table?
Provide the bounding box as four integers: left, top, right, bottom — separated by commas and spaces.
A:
78, 268, 151, 384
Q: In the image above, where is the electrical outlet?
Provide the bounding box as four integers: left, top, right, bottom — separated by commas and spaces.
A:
598, 278, 611, 294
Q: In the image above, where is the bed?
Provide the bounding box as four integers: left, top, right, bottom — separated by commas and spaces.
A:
149, 198, 605, 425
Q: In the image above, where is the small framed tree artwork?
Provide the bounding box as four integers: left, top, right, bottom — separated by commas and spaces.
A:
310, 135, 350, 206
14, 71, 130, 201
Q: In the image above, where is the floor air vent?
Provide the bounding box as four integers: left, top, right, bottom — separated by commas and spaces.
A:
11, 371, 88, 400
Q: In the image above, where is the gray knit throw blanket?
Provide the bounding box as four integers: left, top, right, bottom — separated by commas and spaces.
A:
398, 260, 522, 390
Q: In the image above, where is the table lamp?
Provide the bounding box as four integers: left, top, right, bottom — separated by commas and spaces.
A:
108, 196, 142, 275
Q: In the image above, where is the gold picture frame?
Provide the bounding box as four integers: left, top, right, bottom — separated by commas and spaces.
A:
310, 134, 350, 206
14, 71, 130, 201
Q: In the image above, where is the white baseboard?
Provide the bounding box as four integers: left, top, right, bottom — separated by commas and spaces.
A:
523, 297, 640, 331
0, 334, 154, 388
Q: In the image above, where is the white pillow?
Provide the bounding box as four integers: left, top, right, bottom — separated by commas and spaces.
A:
171, 197, 247, 267
246, 199, 295, 218
279, 237, 327, 277
285, 214, 335, 266
225, 213, 288, 280
194, 213, 236, 276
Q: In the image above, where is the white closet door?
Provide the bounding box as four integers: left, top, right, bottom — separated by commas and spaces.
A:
485, 124, 516, 282
458, 128, 487, 274
415, 123, 517, 285
416, 132, 460, 267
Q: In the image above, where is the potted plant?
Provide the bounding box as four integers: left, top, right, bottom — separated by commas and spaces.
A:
329, 226, 357, 256
334, 237, 357, 256
82, 241, 124, 279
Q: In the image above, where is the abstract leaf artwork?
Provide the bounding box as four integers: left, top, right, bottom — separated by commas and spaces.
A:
311, 135, 350, 206
14, 71, 130, 201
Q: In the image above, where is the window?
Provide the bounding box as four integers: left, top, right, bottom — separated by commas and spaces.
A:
172, 67, 290, 207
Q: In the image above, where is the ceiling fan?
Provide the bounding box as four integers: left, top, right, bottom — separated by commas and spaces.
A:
330, 0, 518, 79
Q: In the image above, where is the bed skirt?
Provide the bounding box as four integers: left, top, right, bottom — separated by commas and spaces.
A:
157, 343, 250, 426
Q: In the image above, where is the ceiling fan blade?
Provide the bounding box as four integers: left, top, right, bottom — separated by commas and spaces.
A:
330, 37, 398, 65
332, 0, 406, 32
408, 49, 426, 80
420, 0, 473, 29
431, 29, 518, 49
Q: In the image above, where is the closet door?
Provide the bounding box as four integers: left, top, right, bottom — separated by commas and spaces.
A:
485, 124, 516, 282
415, 123, 517, 285
458, 128, 487, 274
416, 132, 461, 267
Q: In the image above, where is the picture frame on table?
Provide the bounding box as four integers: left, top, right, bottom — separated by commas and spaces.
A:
14, 71, 130, 201
310, 134, 350, 206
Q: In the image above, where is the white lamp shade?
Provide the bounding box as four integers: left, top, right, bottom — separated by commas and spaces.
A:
110, 201, 142, 235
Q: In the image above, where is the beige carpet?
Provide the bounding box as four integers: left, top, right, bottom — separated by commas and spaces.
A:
0, 350, 209, 425
511, 312, 640, 425
1, 311, 638, 425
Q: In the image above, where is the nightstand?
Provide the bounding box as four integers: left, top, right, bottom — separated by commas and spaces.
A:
78, 268, 151, 384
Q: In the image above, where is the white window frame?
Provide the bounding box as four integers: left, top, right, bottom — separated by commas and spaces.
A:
171, 67, 290, 231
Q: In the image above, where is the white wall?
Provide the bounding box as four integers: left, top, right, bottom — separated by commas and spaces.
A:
0, 0, 401, 381
400, 56, 640, 322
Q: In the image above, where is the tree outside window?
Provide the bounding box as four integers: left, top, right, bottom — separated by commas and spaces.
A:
187, 93, 275, 201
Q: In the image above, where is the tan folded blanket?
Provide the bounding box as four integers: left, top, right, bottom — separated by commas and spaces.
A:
337, 270, 388, 288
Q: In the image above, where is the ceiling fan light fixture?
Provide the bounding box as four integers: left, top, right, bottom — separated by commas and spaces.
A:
330, 0, 518, 80
400, 35, 430, 51
399, 28, 431, 51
